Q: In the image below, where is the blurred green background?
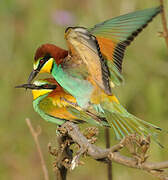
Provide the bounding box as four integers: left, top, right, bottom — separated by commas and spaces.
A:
1, 0, 168, 179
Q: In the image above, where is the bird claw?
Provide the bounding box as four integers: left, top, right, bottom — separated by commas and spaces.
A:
70, 146, 87, 170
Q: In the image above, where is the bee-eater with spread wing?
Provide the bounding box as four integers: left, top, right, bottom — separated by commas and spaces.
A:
24, 6, 163, 145
27, 6, 162, 108
16, 78, 162, 146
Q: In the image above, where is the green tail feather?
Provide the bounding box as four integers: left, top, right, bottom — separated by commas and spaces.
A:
102, 101, 163, 147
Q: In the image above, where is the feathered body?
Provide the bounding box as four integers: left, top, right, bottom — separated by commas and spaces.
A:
18, 79, 106, 125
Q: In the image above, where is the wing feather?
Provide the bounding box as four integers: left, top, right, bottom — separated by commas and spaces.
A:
89, 6, 162, 86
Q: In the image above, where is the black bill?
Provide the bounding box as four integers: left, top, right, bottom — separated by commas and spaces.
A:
15, 83, 57, 90
15, 84, 39, 89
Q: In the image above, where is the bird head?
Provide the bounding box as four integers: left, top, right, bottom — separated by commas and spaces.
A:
27, 44, 68, 84
16, 78, 58, 100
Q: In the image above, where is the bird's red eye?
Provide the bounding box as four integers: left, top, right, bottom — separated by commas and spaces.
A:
44, 84, 49, 88
40, 59, 44, 64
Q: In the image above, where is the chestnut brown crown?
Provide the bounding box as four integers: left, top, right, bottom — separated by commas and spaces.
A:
34, 43, 68, 64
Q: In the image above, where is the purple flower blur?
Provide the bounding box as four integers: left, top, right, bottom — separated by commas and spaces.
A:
52, 10, 76, 26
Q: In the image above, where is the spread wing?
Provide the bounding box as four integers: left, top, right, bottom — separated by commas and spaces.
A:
89, 6, 162, 87
64, 27, 112, 95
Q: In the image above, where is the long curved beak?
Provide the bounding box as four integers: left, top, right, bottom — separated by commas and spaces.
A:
27, 70, 39, 84
15, 84, 37, 89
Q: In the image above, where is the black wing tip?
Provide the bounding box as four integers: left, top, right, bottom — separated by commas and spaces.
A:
124, 5, 162, 47
95, 37, 112, 94
156, 127, 162, 131
112, 5, 162, 73
100, 117, 111, 127
75, 119, 86, 124
113, 43, 126, 72
158, 142, 164, 148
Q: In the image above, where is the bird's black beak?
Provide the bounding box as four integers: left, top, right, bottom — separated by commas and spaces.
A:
15, 84, 37, 89
15, 83, 57, 90
27, 70, 39, 84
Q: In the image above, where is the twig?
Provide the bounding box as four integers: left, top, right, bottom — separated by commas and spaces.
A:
159, 0, 168, 48
105, 128, 112, 180
48, 127, 74, 180
25, 118, 49, 180
60, 122, 168, 180
52, 136, 72, 180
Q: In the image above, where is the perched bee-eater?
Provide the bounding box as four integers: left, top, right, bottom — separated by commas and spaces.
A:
16, 78, 108, 126
16, 78, 162, 145
27, 6, 162, 109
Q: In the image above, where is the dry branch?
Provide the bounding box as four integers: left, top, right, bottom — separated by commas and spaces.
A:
48, 134, 73, 180
54, 122, 168, 180
25, 119, 168, 180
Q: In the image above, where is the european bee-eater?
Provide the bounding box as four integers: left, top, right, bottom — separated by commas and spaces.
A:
27, 6, 162, 109
16, 78, 162, 145
16, 78, 108, 126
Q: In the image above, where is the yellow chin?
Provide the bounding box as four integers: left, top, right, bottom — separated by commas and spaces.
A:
39, 58, 54, 74
32, 89, 52, 100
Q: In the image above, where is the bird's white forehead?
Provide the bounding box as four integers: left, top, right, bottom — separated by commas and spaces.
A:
33, 80, 46, 86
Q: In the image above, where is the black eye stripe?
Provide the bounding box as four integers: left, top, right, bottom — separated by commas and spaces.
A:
40, 84, 57, 89
32, 84, 57, 90
40, 59, 44, 63
37, 53, 52, 71
37, 59, 46, 71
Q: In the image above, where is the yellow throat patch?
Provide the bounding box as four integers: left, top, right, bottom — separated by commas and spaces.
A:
34, 58, 54, 73
32, 89, 52, 100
